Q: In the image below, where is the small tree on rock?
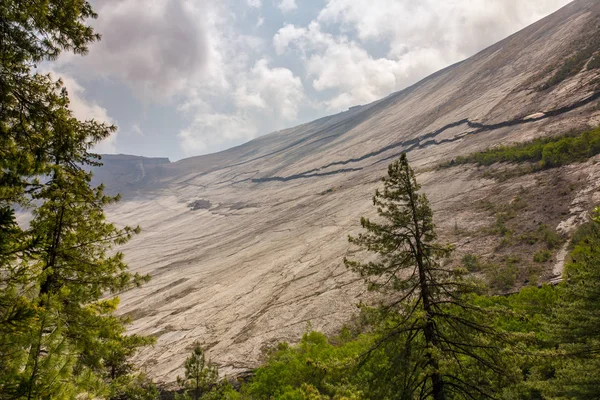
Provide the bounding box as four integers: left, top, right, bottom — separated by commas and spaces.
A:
177, 344, 219, 400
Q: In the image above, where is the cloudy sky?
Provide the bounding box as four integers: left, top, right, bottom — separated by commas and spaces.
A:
48, 0, 572, 161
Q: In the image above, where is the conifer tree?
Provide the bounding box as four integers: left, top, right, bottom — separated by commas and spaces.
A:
176, 344, 220, 400
345, 154, 516, 399
541, 210, 600, 399
0, 1, 154, 398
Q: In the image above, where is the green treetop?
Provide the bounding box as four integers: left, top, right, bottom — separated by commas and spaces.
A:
176, 344, 220, 400
540, 210, 600, 399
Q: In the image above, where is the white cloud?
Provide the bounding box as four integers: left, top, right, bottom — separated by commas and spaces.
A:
179, 59, 304, 155
278, 0, 297, 13
60, 0, 302, 156
58, 0, 209, 100
274, 23, 424, 110
247, 0, 261, 7
317, 0, 572, 58
236, 59, 304, 119
306, 43, 408, 110
179, 113, 257, 154
273, 24, 307, 55
273, 0, 571, 111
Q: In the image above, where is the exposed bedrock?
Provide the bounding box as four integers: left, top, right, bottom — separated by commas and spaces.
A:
92, 0, 600, 384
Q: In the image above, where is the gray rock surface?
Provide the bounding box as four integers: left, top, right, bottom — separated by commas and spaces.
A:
94, 0, 600, 384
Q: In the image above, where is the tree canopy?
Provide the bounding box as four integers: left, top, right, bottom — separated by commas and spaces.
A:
0, 1, 154, 398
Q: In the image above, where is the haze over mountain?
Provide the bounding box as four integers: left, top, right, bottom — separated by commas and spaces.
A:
94, 0, 600, 384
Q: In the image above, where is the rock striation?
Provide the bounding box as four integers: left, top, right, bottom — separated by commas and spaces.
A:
93, 0, 600, 384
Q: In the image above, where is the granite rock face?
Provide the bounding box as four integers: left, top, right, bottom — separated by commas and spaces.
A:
94, 0, 600, 384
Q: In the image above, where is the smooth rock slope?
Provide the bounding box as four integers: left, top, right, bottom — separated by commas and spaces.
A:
97, 0, 600, 383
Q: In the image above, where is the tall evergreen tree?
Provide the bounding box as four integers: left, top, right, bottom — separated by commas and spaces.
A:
345, 154, 517, 399
0, 1, 153, 398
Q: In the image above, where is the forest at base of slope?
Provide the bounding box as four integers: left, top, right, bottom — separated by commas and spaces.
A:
165, 212, 600, 400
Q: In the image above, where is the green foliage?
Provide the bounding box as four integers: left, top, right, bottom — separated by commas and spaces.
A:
527, 212, 600, 399
537, 28, 600, 91
461, 253, 482, 272
568, 217, 600, 249
237, 208, 600, 399
533, 249, 552, 263
484, 258, 519, 292
480, 284, 558, 336
0, 1, 154, 397
342, 154, 516, 399
588, 53, 600, 70
517, 224, 563, 250
237, 210, 600, 399
550, 218, 600, 343
493, 211, 515, 237
244, 330, 367, 399
483, 198, 563, 255
537, 20, 600, 91
1, 0, 101, 205
108, 374, 160, 400
176, 344, 220, 400
537, 224, 562, 250
541, 52, 592, 90
441, 126, 600, 174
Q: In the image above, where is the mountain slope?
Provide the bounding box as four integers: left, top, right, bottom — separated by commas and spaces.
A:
98, 0, 600, 383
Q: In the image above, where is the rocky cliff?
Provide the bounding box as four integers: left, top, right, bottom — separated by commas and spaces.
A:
95, 0, 600, 384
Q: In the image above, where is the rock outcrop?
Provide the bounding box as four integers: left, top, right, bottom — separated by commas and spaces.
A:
93, 0, 600, 384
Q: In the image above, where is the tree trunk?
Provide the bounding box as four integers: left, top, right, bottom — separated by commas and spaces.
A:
39, 197, 66, 298
404, 168, 445, 400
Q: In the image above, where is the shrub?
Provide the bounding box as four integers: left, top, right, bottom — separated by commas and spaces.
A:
537, 224, 563, 250
485, 258, 520, 292
441, 126, 600, 174
570, 220, 600, 250
539, 30, 600, 90
588, 53, 600, 70
462, 254, 482, 272
533, 250, 553, 263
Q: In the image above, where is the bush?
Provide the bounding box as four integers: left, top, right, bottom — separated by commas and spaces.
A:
441, 127, 600, 173
539, 31, 600, 90
462, 254, 482, 272
569, 219, 600, 250
533, 250, 553, 263
485, 258, 520, 292
588, 53, 600, 70
537, 224, 563, 250
244, 331, 368, 399
492, 211, 516, 236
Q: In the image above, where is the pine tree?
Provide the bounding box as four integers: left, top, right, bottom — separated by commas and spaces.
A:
176, 344, 219, 400
0, 1, 154, 397
541, 210, 600, 399
345, 154, 516, 399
